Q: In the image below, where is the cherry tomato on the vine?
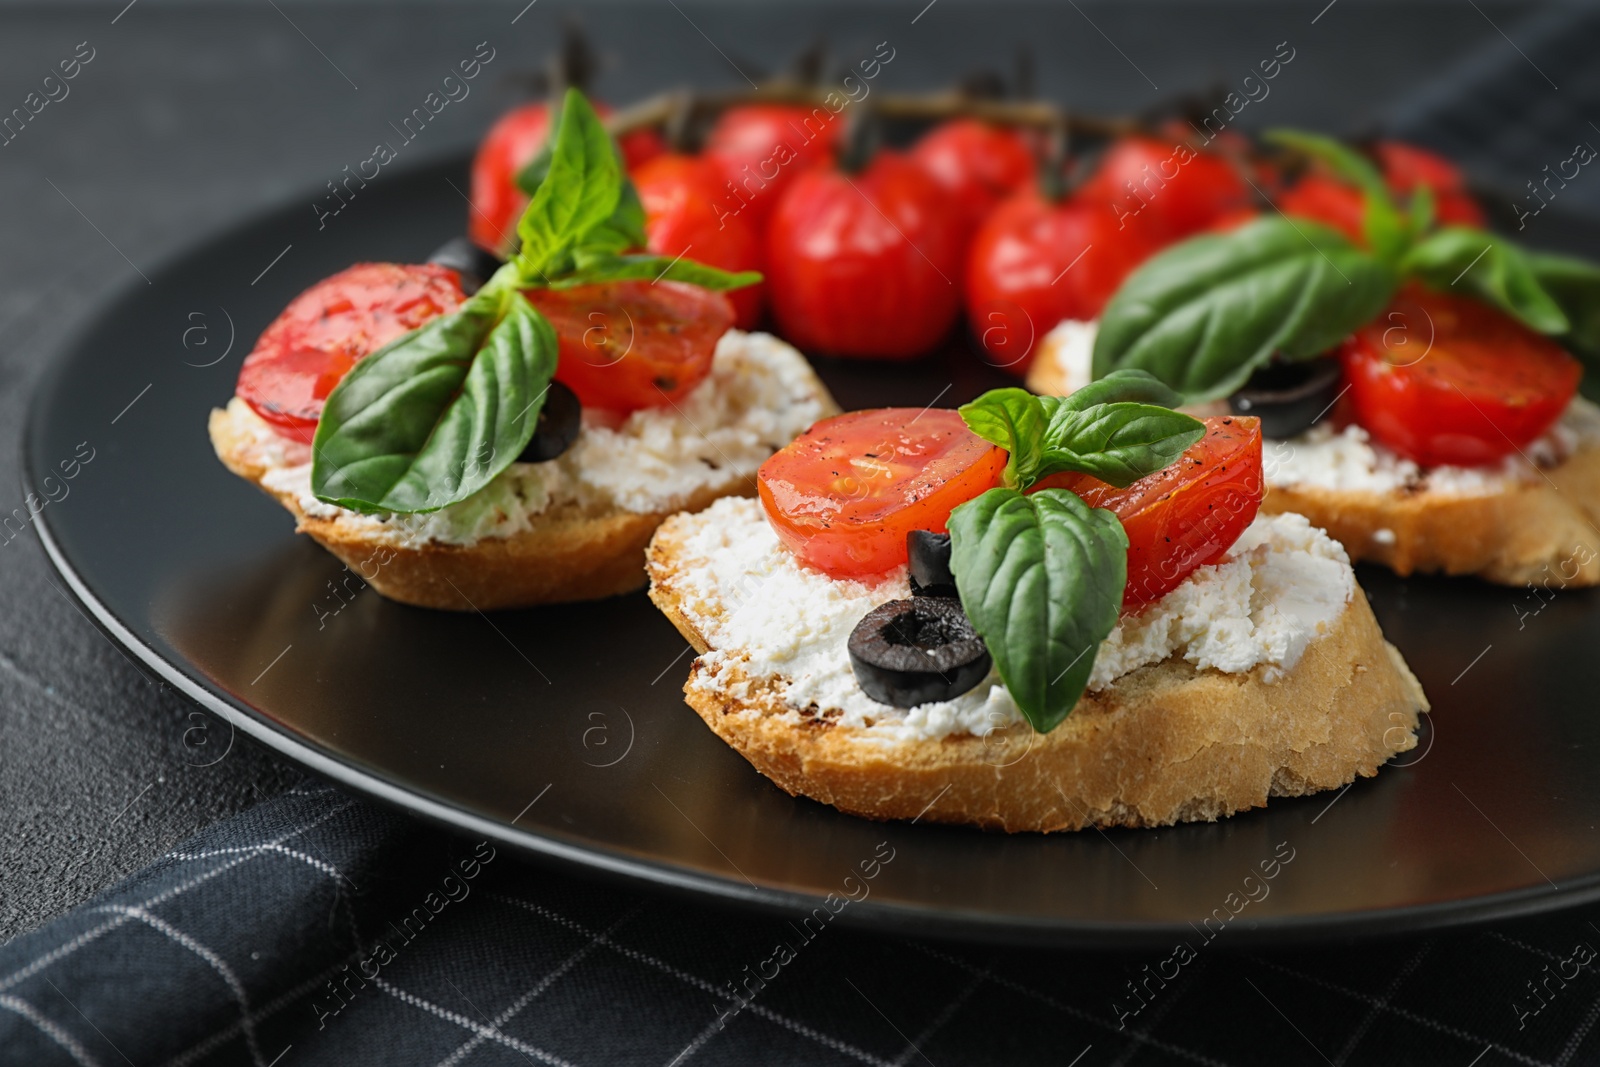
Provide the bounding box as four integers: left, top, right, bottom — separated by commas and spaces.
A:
237, 263, 467, 442
469, 100, 664, 254
757, 408, 1007, 578
632, 153, 765, 330
704, 103, 842, 226
910, 119, 1036, 239
964, 184, 1162, 373
1339, 286, 1579, 467
1080, 136, 1252, 243
1037, 415, 1264, 608
766, 151, 965, 359
525, 280, 735, 415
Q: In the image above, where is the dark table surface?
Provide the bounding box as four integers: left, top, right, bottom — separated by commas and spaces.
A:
0, 0, 1588, 996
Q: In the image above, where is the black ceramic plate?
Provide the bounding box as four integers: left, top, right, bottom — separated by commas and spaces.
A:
27, 155, 1600, 948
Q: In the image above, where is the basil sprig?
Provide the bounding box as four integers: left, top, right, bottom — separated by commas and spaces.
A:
311, 89, 759, 514
958, 371, 1204, 489
1094, 127, 1600, 403
948, 489, 1127, 733
944, 371, 1200, 731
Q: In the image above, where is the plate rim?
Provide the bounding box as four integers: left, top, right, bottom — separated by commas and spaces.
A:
27, 153, 1600, 949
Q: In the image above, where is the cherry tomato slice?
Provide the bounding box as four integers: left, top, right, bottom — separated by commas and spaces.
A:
236, 263, 467, 442
632, 153, 765, 329
525, 280, 735, 414
1036, 416, 1264, 607
758, 408, 1007, 579
1339, 286, 1580, 467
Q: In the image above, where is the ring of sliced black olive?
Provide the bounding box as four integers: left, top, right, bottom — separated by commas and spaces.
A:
427, 236, 505, 296
1227, 356, 1342, 439
907, 530, 959, 600
848, 597, 991, 707
517, 380, 582, 463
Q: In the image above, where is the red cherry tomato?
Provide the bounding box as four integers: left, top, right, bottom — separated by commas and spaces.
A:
468, 100, 664, 254
758, 408, 1007, 578
964, 185, 1162, 373
525, 280, 734, 414
910, 119, 1036, 238
1370, 140, 1486, 228
632, 153, 765, 330
1279, 175, 1366, 243
704, 103, 842, 225
236, 263, 467, 442
1037, 416, 1264, 607
766, 151, 964, 359
1339, 286, 1580, 467
1081, 136, 1252, 242
1281, 140, 1486, 243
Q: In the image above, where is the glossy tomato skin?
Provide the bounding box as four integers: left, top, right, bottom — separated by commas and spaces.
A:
910, 119, 1036, 238
704, 104, 841, 225
524, 280, 734, 415
766, 152, 965, 359
468, 101, 664, 254
1082, 136, 1251, 242
1339, 286, 1580, 467
632, 153, 765, 329
1036, 416, 1264, 608
1281, 140, 1485, 242
236, 263, 467, 442
1371, 140, 1486, 228
964, 185, 1162, 373
758, 408, 1007, 579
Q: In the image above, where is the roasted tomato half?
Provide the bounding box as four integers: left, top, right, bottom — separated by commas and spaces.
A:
1339, 286, 1580, 467
236, 262, 467, 442
1037, 415, 1264, 607
758, 408, 1007, 578
526, 280, 735, 414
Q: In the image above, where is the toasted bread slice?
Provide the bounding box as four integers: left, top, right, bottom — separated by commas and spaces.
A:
647, 499, 1428, 832
1026, 319, 1600, 587
210, 331, 837, 611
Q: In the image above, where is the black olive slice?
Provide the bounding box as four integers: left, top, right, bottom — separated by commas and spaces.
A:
426, 236, 505, 295
847, 597, 991, 708
1227, 357, 1342, 439
516, 380, 582, 463
907, 530, 958, 599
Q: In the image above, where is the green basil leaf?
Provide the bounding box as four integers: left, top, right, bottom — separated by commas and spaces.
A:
578, 181, 650, 256
1401, 227, 1569, 334
1264, 129, 1407, 261
957, 387, 1046, 488
1408, 181, 1436, 238
550, 251, 762, 292
1093, 216, 1397, 402
1527, 251, 1600, 401
1055, 368, 1185, 411
1034, 399, 1205, 488
948, 487, 1127, 733
515, 89, 624, 280
311, 291, 558, 514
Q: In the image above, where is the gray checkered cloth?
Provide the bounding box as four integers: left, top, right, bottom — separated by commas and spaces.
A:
3, 782, 1600, 1067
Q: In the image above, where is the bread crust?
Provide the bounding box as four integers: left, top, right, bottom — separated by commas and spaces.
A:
647, 513, 1429, 832
1261, 446, 1600, 586
210, 402, 752, 611
1027, 330, 1600, 587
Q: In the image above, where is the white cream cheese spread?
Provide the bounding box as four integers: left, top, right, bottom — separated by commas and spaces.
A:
673, 497, 1355, 742
242, 330, 831, 547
